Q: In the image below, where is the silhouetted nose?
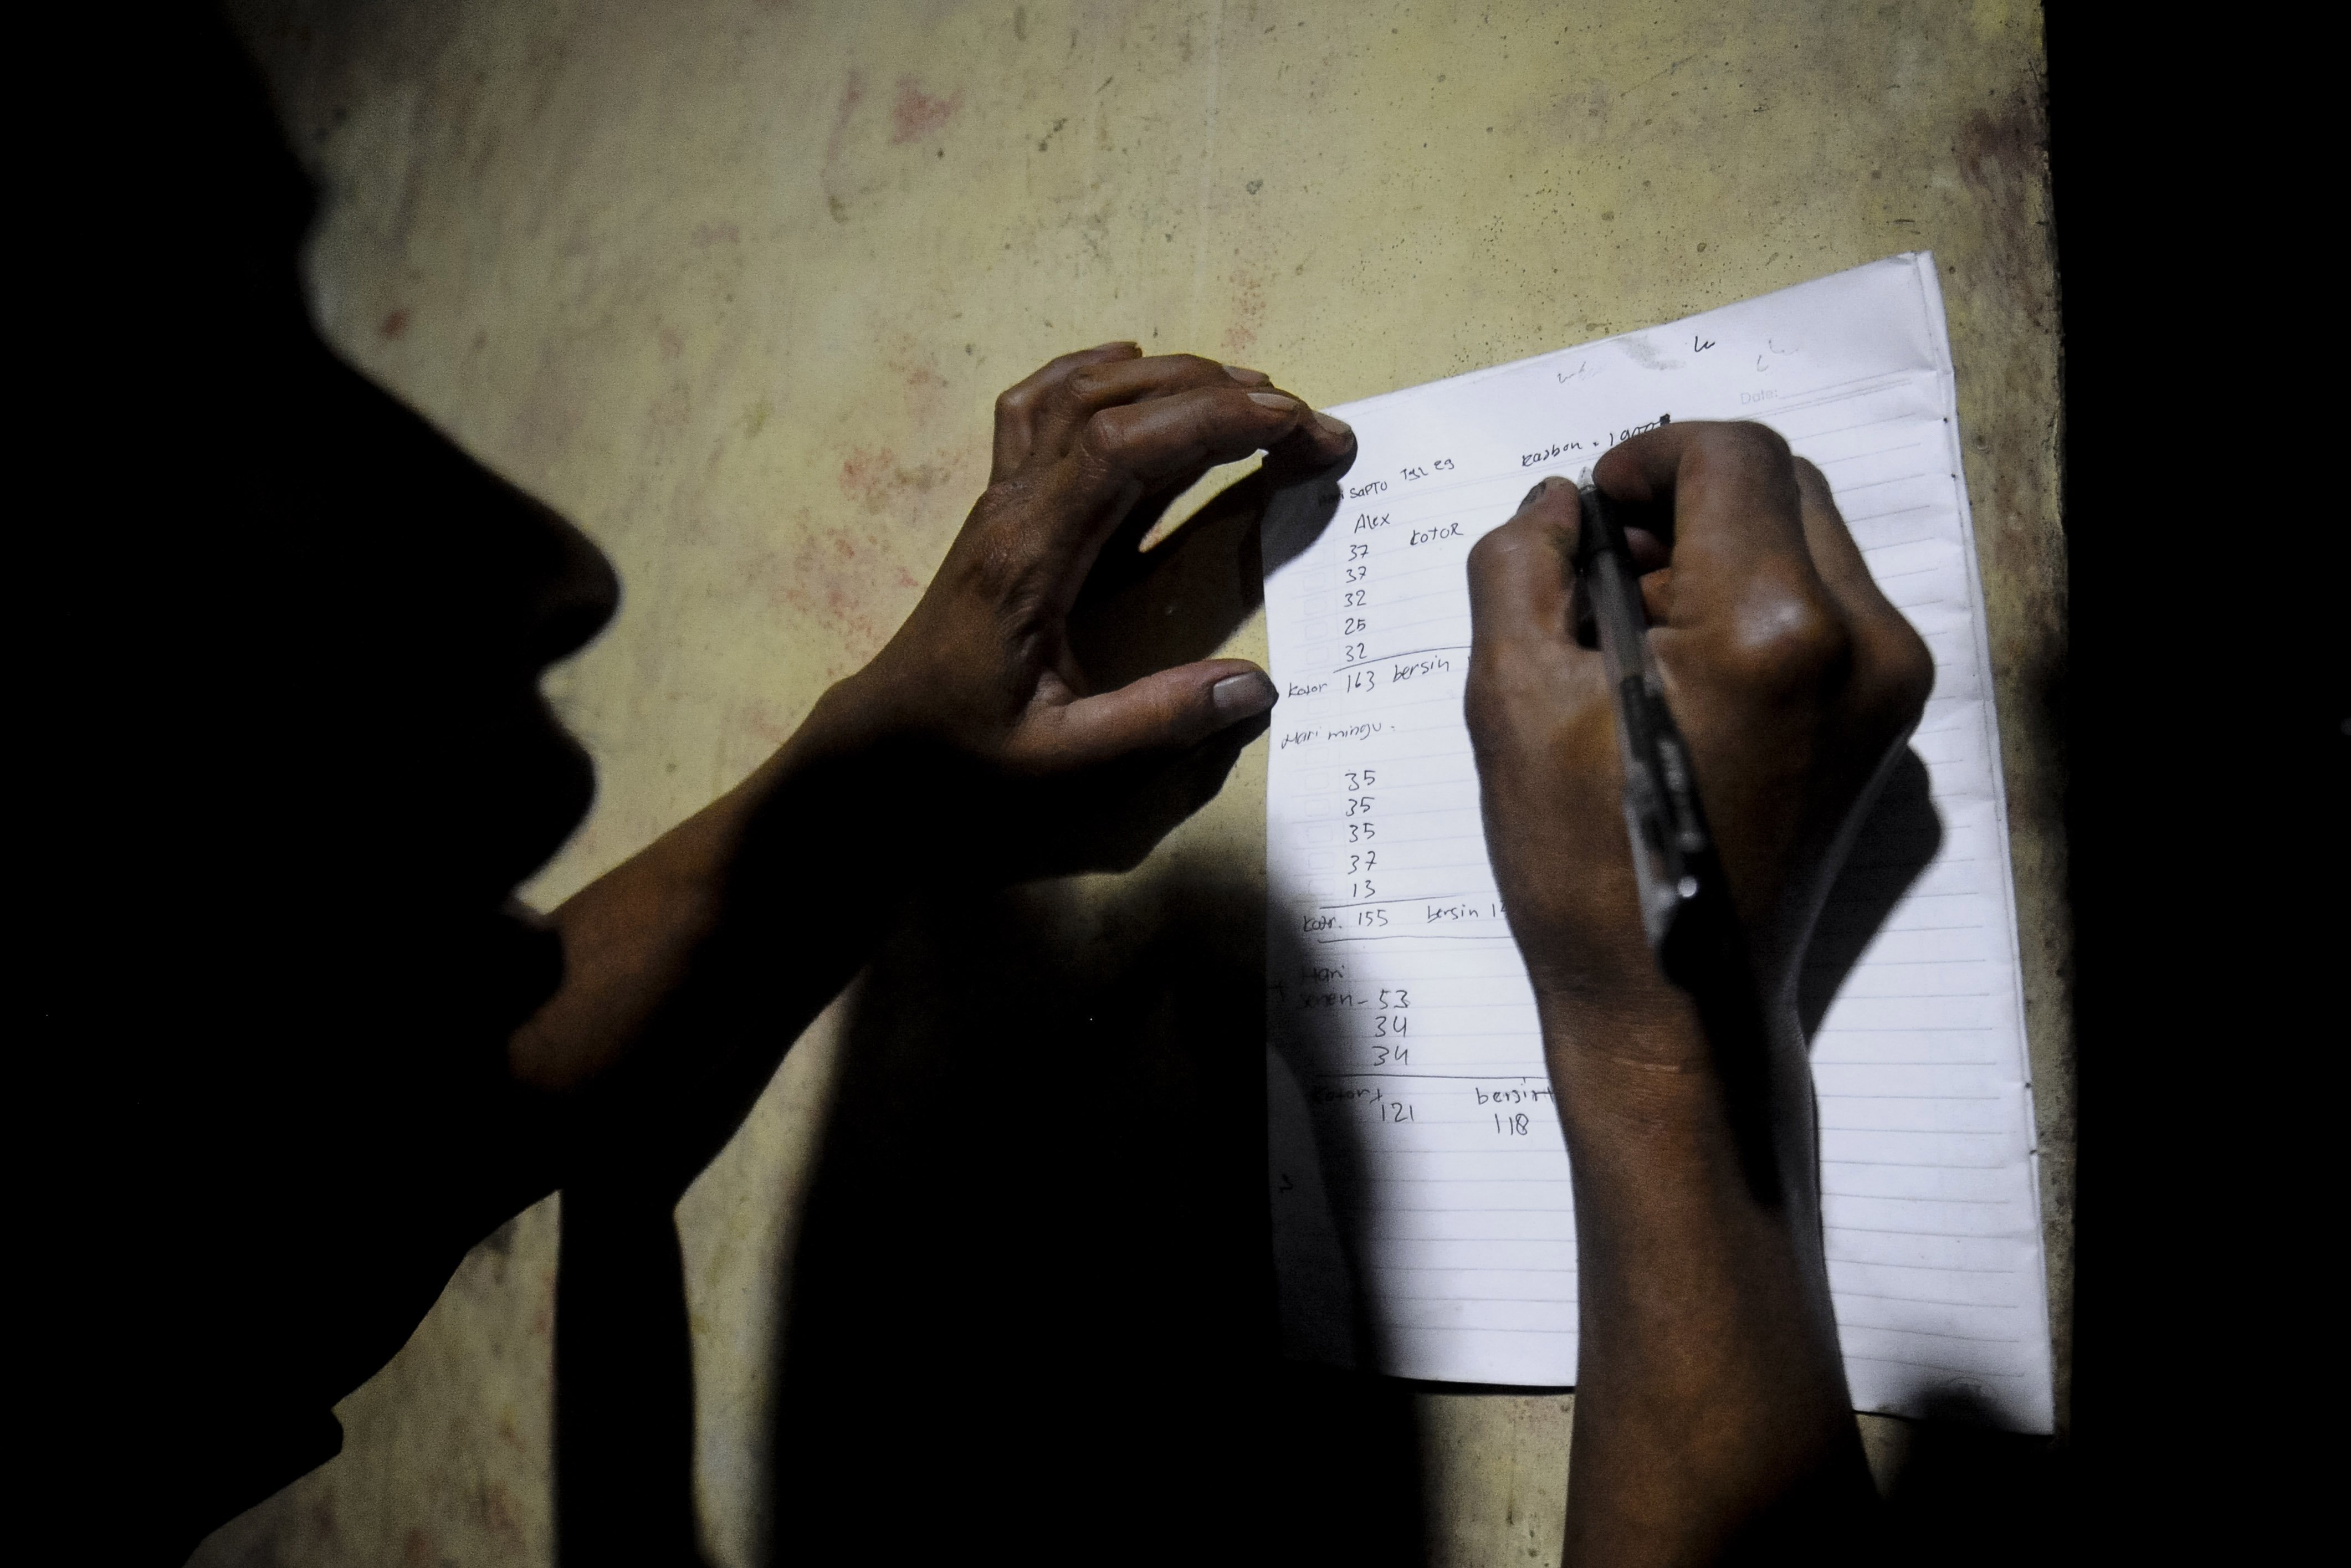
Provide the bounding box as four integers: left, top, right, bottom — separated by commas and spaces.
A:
521, 494, 621, 670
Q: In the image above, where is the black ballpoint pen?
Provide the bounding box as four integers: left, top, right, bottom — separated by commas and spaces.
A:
1574, 477, 1738, 991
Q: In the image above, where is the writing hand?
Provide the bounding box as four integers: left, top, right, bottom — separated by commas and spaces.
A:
808, 342, 1355, 879
1467, 422, 1932, 1046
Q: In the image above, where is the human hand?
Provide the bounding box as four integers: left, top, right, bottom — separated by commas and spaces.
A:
1464, 422, 1932, 1048
808, 342, 1355, 880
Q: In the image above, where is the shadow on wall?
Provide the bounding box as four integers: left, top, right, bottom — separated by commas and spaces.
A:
551, 462, 1425, 1567
764, 872, 1425, 1568
556, 1186, 708, 1567
549, 470, 2070, 1566
1878, 1388, 2079, 1565
759, 460, 1426, 1568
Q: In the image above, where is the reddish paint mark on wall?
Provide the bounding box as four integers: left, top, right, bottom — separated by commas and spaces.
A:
838, 446, 895, 508
891, 75, 961, 143
379, 308, 409, 339
750, 514, 929, 667
838, 445, 950, 514
1222, 270, 1267, 353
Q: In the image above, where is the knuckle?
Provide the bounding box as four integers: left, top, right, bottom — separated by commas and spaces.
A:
1715, 420, 1794, 464
1466, 516, 1532, 578
1466, 526, 1506, 577
1717, 583, 1850, 696
1078, 405, 1134, 466
1857, 616, 1935, 731
1689, 422, 1795, 488
1789, 455, 1844, 517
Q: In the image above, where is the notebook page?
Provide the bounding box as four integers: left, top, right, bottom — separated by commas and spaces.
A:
1261, 253, 2055, 1432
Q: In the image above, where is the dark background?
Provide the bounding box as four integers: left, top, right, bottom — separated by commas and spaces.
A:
2045, 4, 2330, 1556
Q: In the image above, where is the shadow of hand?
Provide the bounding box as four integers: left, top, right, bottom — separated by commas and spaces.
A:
1799, 747, 1944, 1039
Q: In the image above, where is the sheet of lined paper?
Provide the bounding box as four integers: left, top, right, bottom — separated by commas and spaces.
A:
1262, 253, 2054, 1432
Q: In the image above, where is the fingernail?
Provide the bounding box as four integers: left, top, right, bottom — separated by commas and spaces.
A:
1224, 364, 1272, 385
1211, 671, 1278, 722
1247, 391, 1302, 412
1517, 475, 1568, 511
1314, 411, 1353, 440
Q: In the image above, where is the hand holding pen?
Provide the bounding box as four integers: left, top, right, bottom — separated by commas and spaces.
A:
1466, 422, 1934, 1050
1461, 421, 1935, 1565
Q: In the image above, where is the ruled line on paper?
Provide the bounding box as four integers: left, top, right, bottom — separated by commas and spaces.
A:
1827, 1257, 2021, 1275
1844, 1356, 2032, 1378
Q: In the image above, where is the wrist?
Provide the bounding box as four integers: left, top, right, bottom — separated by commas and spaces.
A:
778, 668, 923, 771
1536, 995, 1715, 1121
1537, 982, 1806, 1092
1529, 956, 1709, 1068
1537, 982, 1819, 1205
712, 686, 933, 902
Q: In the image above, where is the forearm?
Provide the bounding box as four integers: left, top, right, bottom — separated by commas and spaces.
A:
508, 682, 916, 1185
1546, 997, 1876, 1565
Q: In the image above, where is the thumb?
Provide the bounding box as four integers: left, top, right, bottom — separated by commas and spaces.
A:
1028, 658, 1277, 771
